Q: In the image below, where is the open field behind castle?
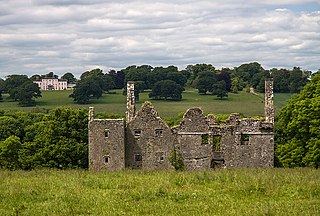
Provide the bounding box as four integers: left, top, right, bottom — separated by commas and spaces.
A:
0, 89, 292, 118
0, 168, 319, 215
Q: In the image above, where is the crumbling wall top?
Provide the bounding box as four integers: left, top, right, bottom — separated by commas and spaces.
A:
175, 107, 210, 132
134, 101, 159, 121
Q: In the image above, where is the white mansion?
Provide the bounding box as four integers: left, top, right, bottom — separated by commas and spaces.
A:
33, 78, 75, 90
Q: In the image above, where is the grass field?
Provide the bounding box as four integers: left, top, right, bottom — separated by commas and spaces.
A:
0, 168, 319, 215
0, 89, 293, 118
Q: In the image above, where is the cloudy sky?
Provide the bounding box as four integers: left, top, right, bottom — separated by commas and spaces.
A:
0, 0, 319, 78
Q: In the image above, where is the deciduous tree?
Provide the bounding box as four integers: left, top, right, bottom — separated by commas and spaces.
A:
212, 80, 228, 99
70, 77, 102, 104
194, 71, 216, 94
149, 80, 184, 100
16, 81, 42, 106
4, 75, 41, 106
62, 72, 77, 83
71, 68, 115, 104
0, 135, 22, 170
275, 74, 320, 168
20, 107, 88, 169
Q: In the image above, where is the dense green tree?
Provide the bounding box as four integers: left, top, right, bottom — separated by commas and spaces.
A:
16, 81, 42, 106
270, 67, 310, 93
231, 77, 239, 93
194, 71, 216, 94
124, 65, 152, 88
0, 111, 44, 141
19, 107, 88, 169
188, 64, 215, 81
212, 80, 228, 99
180, 68, 192, 81
149, 80, 184, 100
3, 75, 30, 98
70, 76, 102, 104
251, 71, 270, 92
236, 62, 264, 80
114, 70, 125, 89
4, 75, 41, 106
233, 62, 265, 90
147, 66, 176, 88
71, 68, 115, 104
122, 65, 188, 89
270, 68, 290, 93
0, 116, 23, 141
100, 74, 115, 92
216, 68, 232, 91
167, 71, 187, 87
61, 72, 77, 83
275, 74, 320, 168
0, 135, 22, 170
30, 74, 41, 81
44, 71, 58, 78
288, 67, 309, 93
80, 68, 104, 80
0, 108, 88, 170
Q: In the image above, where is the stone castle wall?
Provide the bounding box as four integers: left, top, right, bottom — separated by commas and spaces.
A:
89, 118, 125, 170
88, 81, 274, 171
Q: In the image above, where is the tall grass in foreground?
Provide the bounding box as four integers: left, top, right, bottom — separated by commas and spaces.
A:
0, 168, 319, 215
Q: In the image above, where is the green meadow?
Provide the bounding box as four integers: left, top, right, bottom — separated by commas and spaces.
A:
0, 168, 319, 215
0, 89, 292, 118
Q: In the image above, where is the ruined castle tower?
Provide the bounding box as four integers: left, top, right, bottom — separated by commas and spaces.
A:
126, 81, 136, 122
264, 78, 274, 124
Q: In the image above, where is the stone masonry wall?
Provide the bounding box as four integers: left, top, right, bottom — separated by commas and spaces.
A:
125, 102, 175, 170
88, 80, 274, 171
173, 108, 214, 170
221, 116, 274, 168
89, 118, 126, 171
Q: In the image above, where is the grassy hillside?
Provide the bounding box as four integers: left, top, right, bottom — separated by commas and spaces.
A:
0, 89, 293, 118
0, 169, 319, 215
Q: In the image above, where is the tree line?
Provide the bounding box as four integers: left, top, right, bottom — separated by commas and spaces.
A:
70, 62, 313, 104
0, 107, 88, 169
0, 73, 319, 169
0, 62, 315, 105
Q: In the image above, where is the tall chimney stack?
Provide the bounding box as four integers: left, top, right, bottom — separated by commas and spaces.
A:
265, 78, 274, 124
126, 81, 136, 123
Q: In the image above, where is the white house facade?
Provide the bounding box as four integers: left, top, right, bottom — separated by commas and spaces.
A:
33, 78, 68, 90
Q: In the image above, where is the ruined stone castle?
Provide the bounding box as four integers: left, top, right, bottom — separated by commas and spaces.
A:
89, 79, 274, 171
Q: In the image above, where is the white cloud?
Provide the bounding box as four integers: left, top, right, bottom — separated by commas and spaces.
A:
0, 0, 319, 78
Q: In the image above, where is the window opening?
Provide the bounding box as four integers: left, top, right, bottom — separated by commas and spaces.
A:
213, 135, 222, 152
155, 129, 163, 137
104, 129, 109, 138
134, 129, 141, 138
201, 134, 209, 145
156, 152, 165, 162
241, 134, 250, 145
103, 155, 109, 163
134, 154, 142, 161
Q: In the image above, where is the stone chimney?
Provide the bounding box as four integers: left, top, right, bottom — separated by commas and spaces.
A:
264, 78, 274, 124
126, 81, 136, 123
89, 107, 95, 122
